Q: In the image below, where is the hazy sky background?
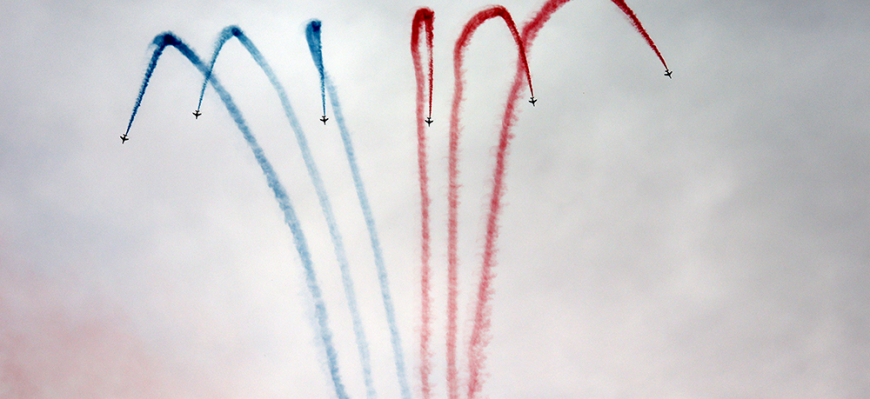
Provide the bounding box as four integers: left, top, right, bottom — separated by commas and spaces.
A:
2, 0, 869, 398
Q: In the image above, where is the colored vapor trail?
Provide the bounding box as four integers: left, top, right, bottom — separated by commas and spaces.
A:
123, 5, 669, 399
464, 3, 566, 397
305, 21, 328, 120
445, 6, 532, 399
306, 20, 412, 399
410, 7, 435, 399
463, 1, 669, 398
194, 28, 234, 114
610, 0, 669, 70
124, 32, 350, 399
195, 25, 377, 399
411, 9, 435, 121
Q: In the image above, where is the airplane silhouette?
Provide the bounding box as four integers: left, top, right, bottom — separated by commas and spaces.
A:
320, 115, 329, 125
664, 69, 673, 79
425, 116, 433, 127
193, 109, 202, 119
120, 134, 129, 144
529, 96, 537, 106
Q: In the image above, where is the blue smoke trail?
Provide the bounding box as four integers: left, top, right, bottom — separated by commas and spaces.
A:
124, 32, 349, 399
197, 26, 376, 398
195, 29, 231, 113
306, 20, 412, 399
305, 21, 328, 119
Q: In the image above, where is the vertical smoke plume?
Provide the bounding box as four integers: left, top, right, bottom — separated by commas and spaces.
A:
307, 20, 412, 399
124, 32, 350, 399
410, 7, 435, 399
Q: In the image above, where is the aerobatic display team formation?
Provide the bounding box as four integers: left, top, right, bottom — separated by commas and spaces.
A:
122, 1, 670, 398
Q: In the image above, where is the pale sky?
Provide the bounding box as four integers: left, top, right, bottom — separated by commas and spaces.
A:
2, 0, 869, 398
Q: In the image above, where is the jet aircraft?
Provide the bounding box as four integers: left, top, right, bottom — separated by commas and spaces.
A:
120, 134, 129, 144
320, 115, 329, 125
193, 109, 202, 119
529, 96, 537, 106
425, 116, 433, 127
664, 69, 673, 78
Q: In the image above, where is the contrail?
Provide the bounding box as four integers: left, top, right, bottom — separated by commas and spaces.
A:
465, 1, 669, 398
445, 7, 532, 399
124, 32, 349, 399
306, 20, 412, 399
410, 8, 435, 399
195, 25, 377, 399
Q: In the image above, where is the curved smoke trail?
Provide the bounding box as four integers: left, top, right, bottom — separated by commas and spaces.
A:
410, 8, 435, 399
194, 30, 231, 113
195, 25, 377, 399
410, 9, 435, 120
465, 1, 669, 398
445, 6, 532, 399
305, 21, 328, 120
610, 0, 669, 70
306, 20, 412, 399
124, 32, 349, 399
464, 5, 566, 396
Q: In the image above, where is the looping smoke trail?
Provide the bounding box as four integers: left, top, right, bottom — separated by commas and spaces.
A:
305, 21, 328, 119
306, 20, 412, 399
124, 32, 349, 399
445, 6, 532, 399
196, 25, 377, 399
410, 8, 435, 399
465, 1, 668, 398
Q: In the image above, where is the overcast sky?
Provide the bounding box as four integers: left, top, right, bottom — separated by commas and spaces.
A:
2, 0, 869, 398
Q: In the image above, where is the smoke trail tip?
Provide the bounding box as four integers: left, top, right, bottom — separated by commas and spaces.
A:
152, 32, 177, 47
307, 19, 322, 32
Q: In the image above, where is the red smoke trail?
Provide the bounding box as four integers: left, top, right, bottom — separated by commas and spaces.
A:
610, 0, 669, 69
425, 14, 435, 119
411, 7, 435, 399
465, 3, 568, 397
464, 1, 668, 398
446, 6, 532, 399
